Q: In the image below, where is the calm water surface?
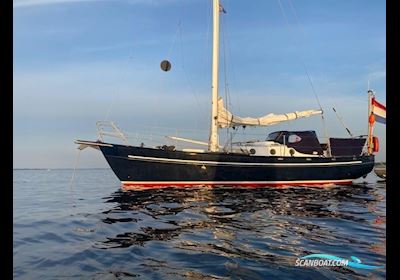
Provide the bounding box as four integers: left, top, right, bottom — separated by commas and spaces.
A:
13, 169, 386, 279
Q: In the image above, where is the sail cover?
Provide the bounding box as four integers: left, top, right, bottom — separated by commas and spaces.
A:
217, 97, 322, 128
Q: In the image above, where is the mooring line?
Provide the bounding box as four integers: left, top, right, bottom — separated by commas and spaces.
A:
69, 149, 81, 208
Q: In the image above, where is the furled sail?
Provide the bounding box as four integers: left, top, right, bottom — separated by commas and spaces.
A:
217, 97, 323, 128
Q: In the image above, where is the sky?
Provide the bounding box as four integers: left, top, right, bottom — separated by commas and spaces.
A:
13, 0, 386, 168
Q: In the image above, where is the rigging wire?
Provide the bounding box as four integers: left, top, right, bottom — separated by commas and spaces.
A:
104, 90, 117, 121
332, 106, 354, 137
167, 21, 182, 60
102, 64, 127, 121
286, 0, 324, 111
220, 1, 245, 149
98, 2, 233, 149
221, 10, 231, 143
105, 5, 206, 135
276, 0, 322, 111
102, 37, 145, 122
177, 2, 203, 123
177, 21, 205, 124
222, 0, 240, 115
202, 0, 212, 86
276, 0, 332, 152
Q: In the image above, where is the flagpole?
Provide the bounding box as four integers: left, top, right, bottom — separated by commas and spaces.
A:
367, 89, 374, 154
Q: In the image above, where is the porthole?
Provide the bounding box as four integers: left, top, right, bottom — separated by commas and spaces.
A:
250, 149, 256, 155
289, 149, 295, 156
270, 149, 276, 155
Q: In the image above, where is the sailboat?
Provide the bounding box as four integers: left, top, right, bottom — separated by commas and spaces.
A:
75, 0, 378, 189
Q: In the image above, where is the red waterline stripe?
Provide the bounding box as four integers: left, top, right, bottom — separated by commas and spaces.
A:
121, 180, 353, 190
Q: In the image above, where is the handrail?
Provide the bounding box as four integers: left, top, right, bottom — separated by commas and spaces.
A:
96, 121, 130, 145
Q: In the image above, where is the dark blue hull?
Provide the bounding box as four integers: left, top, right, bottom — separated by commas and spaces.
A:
89, 142, 375, 188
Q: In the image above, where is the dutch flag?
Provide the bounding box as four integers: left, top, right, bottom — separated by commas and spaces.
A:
371, 98, 386, 124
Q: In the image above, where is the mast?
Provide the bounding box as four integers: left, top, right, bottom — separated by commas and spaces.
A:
209, 0, 220, 152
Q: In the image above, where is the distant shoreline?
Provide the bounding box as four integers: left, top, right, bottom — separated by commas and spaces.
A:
13, 168, 112, 170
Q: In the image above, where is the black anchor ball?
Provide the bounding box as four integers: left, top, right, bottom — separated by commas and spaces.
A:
160, 60, 172, 72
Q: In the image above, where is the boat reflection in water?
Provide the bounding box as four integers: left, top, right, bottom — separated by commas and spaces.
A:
93, 183, 386, 279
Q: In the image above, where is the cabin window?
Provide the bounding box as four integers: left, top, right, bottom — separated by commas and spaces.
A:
288, 134, 302, 143
266, 132, 285, 144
